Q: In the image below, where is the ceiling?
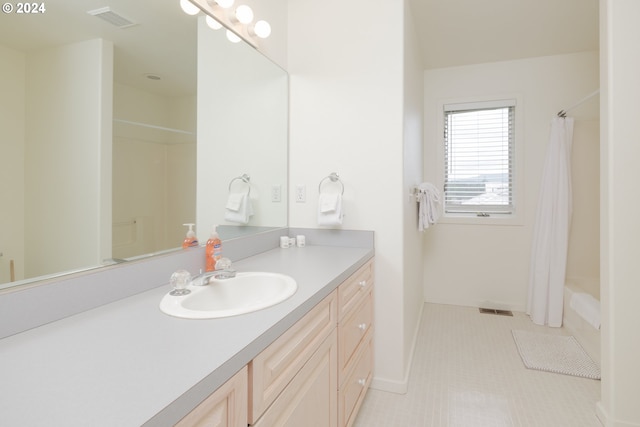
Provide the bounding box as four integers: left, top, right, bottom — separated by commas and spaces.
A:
0, 0, 196, 97
1, 0, 600, 91
407, 0, 599, 69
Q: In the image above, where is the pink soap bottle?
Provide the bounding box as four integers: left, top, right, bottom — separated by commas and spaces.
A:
205, 225, 222, 272
181, 223, 199, 249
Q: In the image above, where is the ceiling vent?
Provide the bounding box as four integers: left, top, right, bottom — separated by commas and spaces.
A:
87, 7, 137, 29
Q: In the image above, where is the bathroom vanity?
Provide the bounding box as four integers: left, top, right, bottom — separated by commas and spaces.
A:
0, 229, 374, 427
177, 259, 374, 427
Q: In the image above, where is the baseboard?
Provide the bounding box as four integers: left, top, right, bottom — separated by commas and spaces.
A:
369, 303, 426, 395
596, 401, 640, 427
424, 297, 525, 314
370, 376, 408, 394
597, 402, 610, 426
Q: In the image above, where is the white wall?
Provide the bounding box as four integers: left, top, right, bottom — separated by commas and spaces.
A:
242, 0, 288, 69
422, 52, 599, 311
402, 0, 427, 387
0, 45, 25, 283
598, 1, 640, 425
24, 39, 112, 278
196, 17, 288, 242
166, 95, 198, 247
112, 83, 196, 258
288, 0, 418, 392
567, 116, 600, 297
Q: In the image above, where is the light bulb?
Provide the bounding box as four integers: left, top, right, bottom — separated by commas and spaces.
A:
180, 0, 200, 15
253, 20, 271, 38
206, 15, 222, 30
226, 30, 241, 43
216, 0, 234, 8
235, 5, 253, 24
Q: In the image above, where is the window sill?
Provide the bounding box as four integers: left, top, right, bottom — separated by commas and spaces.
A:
439, 213, 524, 226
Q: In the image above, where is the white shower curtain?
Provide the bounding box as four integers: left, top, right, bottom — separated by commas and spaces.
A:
527, 117, 574, 327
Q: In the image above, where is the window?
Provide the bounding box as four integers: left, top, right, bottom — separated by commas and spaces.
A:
443, 100, 515, 216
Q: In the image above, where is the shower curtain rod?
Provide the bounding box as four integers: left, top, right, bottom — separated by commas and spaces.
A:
557, 89, 600, 117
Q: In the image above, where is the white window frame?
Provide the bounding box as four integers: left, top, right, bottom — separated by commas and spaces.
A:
436, 96, 524, 225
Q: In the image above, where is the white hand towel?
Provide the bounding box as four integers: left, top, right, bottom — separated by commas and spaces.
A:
569, 292, 601, 330
224, 192, 253, 224
417, 182, 441, 231
226, 193, 244, 211
320, 193, 339, 213
318, 193, 343, 226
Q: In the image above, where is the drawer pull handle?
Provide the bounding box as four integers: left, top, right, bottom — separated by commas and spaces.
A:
358, 280, 367, 288
358, 378, 366, 387
358, 323, 367, 331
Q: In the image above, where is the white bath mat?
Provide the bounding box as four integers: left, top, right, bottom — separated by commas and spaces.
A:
511, 330, 600, 380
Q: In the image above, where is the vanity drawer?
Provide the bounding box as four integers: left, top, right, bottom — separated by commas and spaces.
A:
338, 261, 373, 321
338, 292, 373, 380
338, 332, 373, 427
249, 291, 337, 424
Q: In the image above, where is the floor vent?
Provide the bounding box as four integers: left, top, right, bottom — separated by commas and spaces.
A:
479, 308, 513, 316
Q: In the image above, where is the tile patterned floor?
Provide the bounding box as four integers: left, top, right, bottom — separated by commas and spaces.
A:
354, 303, 602, 427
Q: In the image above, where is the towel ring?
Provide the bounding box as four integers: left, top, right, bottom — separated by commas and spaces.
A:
318, 172, 344, 195
228, 173, 251, 195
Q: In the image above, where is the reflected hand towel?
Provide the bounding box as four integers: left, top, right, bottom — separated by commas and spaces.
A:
225, 192, 253, 224
317, 193, 343, 226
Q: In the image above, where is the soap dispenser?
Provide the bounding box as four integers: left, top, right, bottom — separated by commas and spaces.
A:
205, 225, 222, 271
182, 223, 199, 249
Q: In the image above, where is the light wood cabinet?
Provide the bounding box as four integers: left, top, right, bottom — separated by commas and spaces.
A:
253, 329, 337, 427
338, 293, 373, 380
338, 331, 372, 427
175, 366, 248, 427
249, 291, 337, 424
338, 260, 374, 427
178, 258, 374, 427
338, 261, 373, 321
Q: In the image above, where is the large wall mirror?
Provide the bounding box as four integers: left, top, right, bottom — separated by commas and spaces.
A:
0, 0, 288, 290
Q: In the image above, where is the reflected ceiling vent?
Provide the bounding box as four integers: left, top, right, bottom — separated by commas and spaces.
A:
87, 7, 137, 29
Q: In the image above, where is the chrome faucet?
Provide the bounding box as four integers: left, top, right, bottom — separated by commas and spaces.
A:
190, 258, 236, 286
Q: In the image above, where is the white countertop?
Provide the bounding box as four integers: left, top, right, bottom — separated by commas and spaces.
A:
0, 245, 373, 426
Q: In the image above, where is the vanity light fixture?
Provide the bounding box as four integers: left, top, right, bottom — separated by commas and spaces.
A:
214, 0, 235, 8
234, 5, 254, 24
251, 20, 271, 39
180, 0, 271, 47
226, 30, 242, 43
180, 0, 200, 15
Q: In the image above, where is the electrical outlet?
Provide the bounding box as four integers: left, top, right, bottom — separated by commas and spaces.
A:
295, 185, 306, 202
271, 185, 281, 202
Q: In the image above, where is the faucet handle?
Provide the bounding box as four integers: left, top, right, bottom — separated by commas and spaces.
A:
169, 270, 192, 296
216, 257, 232, 271
213, 257, 236, 279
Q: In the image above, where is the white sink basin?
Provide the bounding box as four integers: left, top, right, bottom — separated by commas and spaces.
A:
159, 272, 297, 319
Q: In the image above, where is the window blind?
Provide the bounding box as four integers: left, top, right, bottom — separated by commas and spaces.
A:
444, 103, 515, 215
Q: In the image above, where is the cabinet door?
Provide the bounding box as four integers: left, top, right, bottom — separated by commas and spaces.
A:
249, 291, 337, 423
253, 330, 337, 427
175, 367, 248, 427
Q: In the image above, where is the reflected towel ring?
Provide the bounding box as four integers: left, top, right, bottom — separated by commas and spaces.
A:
318, 172, 344, 195
228, 173, 251, 195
